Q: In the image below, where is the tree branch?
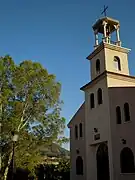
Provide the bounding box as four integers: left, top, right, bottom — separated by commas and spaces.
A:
17, 102, 28, 132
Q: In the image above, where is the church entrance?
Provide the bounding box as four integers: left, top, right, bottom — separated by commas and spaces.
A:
96, 143, 110, 180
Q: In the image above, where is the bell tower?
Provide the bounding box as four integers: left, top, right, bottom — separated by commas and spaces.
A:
87, 17, 130, 81
93, 17, 121, 48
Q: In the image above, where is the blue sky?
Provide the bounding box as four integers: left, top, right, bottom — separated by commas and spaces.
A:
1, 0, 135, 149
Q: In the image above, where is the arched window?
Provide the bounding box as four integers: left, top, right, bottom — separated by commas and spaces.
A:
120, 147, 135, 173
124, 103, 130, 122
96, 59, 100, 73
114, 56, 121, 71
79, 123, 83, 138
75, 125, 78, 139
76, 156, 83, 175
90, 93, 95, 109
116, 106, 122, 124
97, 88, 103, 105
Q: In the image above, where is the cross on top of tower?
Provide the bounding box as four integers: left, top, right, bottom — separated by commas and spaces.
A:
101, 5, 108, 17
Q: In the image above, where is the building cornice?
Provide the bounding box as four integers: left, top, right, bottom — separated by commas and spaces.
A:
80, 71, 135, 91
86, 42, 131, 60
107, 71, 135, 83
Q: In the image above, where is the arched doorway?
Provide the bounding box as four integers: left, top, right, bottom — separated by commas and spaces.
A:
96, 143, 110, 180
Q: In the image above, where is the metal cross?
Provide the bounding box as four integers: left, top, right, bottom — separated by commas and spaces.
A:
101, 5, 108, 17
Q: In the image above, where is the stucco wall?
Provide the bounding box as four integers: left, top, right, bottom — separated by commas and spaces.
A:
109, 87, 135, 180
84, 77, 113, 180
90, 49, 105, 80
107, 75, 135, 87
105, 48, 129, 75
90, 45, 130, 82
69, 103, 86, 180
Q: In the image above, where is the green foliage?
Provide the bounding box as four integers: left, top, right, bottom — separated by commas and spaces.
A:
0, 55, 67, 178
37, 158, 70, 180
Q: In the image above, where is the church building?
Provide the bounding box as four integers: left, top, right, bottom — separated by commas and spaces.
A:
68, 15, 135, 180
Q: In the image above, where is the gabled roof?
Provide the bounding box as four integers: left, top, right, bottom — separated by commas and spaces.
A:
68, 102, 85, 128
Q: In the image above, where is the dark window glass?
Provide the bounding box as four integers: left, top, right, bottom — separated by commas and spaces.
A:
97, 88, 103, 105
96, 59, 100, 73
124, 103, 130, 121
90, 93, 95, 109
79, 123, 83, 138
75, 125, 78, 139
116, 106, 122, 124
76, 156, 83, 175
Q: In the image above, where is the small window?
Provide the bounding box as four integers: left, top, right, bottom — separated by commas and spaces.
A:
114, 56, 121, 71
97, 88, 103, 105
116, 106, 122, 124
75, 125, 78, 139
120, 147, 135, 173
96, 59, 100, 73
124, 103, 130, 122
76, 156, 83, 175
79, 123, 83, 138
90, 93, 95, 109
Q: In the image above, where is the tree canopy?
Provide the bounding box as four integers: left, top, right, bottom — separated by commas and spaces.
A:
0, 55, 68, 179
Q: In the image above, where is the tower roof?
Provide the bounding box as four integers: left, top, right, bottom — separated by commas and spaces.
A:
93, 17, 120, 34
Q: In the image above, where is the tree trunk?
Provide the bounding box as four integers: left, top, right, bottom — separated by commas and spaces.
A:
3, 102, 27, 180
3, 151, 13, 180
